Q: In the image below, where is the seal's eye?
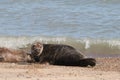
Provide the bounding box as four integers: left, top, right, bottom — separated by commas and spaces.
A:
31, 44, 36, 49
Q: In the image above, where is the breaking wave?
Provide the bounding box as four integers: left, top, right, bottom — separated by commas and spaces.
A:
0, 36, 120, 58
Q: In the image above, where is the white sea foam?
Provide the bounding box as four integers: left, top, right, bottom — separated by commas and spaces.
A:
0, 36, 119, 57
0, 36, 66, 49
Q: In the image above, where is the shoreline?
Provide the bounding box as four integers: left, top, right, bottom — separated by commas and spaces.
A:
0, 57, 120, 80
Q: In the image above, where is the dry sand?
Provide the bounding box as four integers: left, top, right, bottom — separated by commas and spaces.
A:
0, 57, 120, 80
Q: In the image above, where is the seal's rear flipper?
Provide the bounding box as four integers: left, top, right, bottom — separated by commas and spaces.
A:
79, 58, 96, 67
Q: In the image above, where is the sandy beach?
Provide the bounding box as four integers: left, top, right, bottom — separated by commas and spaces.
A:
0, 57, 120, 80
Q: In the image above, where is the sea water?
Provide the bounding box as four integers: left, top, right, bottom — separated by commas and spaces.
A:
0, 0, 120, 57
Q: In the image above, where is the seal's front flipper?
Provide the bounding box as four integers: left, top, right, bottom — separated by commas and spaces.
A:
0, 56, 4, 61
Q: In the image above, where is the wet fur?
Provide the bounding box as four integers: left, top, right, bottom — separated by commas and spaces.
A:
0, 47, 31, 62
31, 42, 96, 67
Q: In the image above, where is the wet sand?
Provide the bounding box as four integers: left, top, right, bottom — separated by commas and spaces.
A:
0, 57, 120, 80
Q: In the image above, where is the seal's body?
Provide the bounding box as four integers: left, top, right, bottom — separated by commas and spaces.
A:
31, 42, 96, 67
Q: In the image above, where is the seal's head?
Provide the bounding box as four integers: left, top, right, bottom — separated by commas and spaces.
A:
31, 42, 43, 57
